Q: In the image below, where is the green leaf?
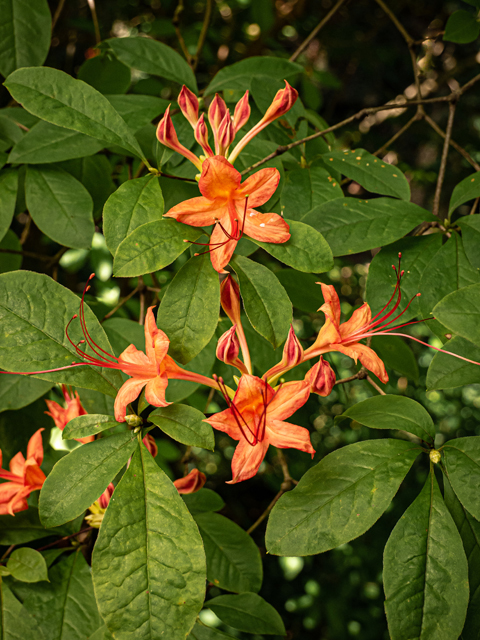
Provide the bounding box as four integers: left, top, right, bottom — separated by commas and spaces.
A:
0, 0, 51, 78
149, 404, 214, 450
433, 283, 480, 347
113, 219, 201, 277
194, 512, 263, 593
188, 622, 236, 640
370, 336, 419, 382
88, 627, 114, 640
61, 155, 114, 216
92, 444, 206, 640
182, 488, 225, 515
427, 336, 480, 390
0, 271, 122, 396
105, 94, 169, 132
280, 165, 344, 221
62, 414, 119, 440
77, 55, 131, 94
25, 165, 94, 250
104, 175, 164, 255
21, 551, 101, 640
105, 37, 197, 92
39, 432, 138, 527
7, 548, 48, 583
250, 220, 333, 274
0, 583, 45, 640
0, 508, 72, 545
324, 150, 410, 200
206, 593, 286, 636
0, 229, 21, 273
0, 169, 17, 242
336, 395, 435, 442
383, 473, 469, 640
450, 175, 480, 214
443, 436, 480, 521
444, 479, 480, 640
266, 439, 420, 555
157, 253, 220, 364
458, 215, 480, 270
303, 198, 433, 256
166, 336, 216, 403
0, 374, 52, 413
231, 255, 291, 348
444, 9, 480, 43
103, 317, 145, 353
205, 56, 303, 93
8, 121, 104, 164
276, 269, 321, 313
4, 67, 145, 159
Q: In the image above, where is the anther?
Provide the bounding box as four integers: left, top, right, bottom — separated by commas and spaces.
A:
89, 273, 95, 280
72, 314, 78, 319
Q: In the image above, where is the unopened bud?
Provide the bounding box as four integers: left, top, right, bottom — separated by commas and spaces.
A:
218, 110, 235, 155
216, 325, 240, 364
194, 114, 214, 157
178, 85, 199, 128
143, 433, 158, 457
233, 90, 251, 133
262, 80, 298, 123
305, 357, 336, 397
156, 105, 202, 170
98, 482, 115, 509
220, 275, 242, 325
174, 468, 206, 494
208, 93, 228, 154
283, 325, 303, 367
429, 449, 441, 464
125, 414, 143, 427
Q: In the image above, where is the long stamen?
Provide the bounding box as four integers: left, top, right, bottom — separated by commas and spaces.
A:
363, 269, 404, 334
370, 253, 403, 322
213, 374, 257, 445
78, 274, 118, 365
365, 292, 420, 335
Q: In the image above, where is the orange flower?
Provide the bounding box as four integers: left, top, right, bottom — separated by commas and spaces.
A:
164, 156, 290, 272
174, 468, 206, 494
45, 385, 93, 444
205, 375, 314, 483
0, 429, 46, 516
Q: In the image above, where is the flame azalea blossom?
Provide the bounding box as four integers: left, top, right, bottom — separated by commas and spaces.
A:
45, 384, 93, 444
205, 375, 314, 484
164, 156, 290, 272
85, 482, 115, 528
173, 468, 207, 494
0, 429, 46, 516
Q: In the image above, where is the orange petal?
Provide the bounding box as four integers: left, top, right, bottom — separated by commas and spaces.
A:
243, 210, 291, 244
27, 428, 45, 467
334, 343, 389, 383
236, 168, 280, 207
267, 419, 315, 456
174, 469, 206, 494
199, 156, 241, 201
45, 400, 67, 430
9, 451, 26, 477
24, 463, 46, 490
267, 380, 310, 421
144, 306, 169, 366
234, 374, 273, 416
209, 216, 237, 273
227, 437, 269, 484
114, 376, 150, 422
144, 374, 170, 408
118, 344, 152, 372
340, 303, 372, 340
204, 408, 243, 440
318, 283, 341, 325
164, 196, 226, 227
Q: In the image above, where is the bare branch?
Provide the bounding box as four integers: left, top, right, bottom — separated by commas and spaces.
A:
192, 0, 213, 72
433, 101, 456, 219
289, 0, 348, 62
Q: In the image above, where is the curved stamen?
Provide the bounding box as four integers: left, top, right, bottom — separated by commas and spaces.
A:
366, 292, 420, 335
78, 275, 118, 365
370, 254, 403, 323
213, 374, 258, 445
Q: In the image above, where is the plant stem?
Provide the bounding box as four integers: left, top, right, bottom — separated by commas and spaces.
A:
289, 0, 348, 62
433, 101, 456, 220
192, 0, 213, 72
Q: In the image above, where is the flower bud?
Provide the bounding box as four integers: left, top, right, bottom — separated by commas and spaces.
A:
283, 325, 303, 367
233, 90, 251, 133
216, 325, 240, 365
208, 93, 228, 154
125, 413, 143, 427
98, 482, 115, 509
143, 434, 158, 458
178, 85, 199, 128
218, 110, 235, 155
194, 114, 214, 157
220, 275, 242, 326
263, 80, 298, 123
305, 357, 336, 397
174, 468, 206, 494
156, 105, 202, 170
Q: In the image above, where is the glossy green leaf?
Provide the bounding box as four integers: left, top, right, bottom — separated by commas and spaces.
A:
0, 373, 52, 413
433, 283, 480, 347
231, 255, 291, 348
4, 67, 145, 159
25, 165, 94, 249
205, 56, 302, 93
182, 488, 225, 515
384, 473, 468, 640
0, 271, 122, 396
7, 548, 48, 583
0, 0, 51, 78
458, 215, 480, 269
0, 229, 21, 273
443, 436, 480, 521
275, 269, 321, 313
444, 479, 480, 640
166, 336, 216, 403
113, 218, 201, 277
280, 166, 343, 221
266, 439, 420, 555
370, 336, 419, 382
336, 395, 435, 442
92, 444, 206, 640
88, 626, 114, 640
157, 253, 220, 364
0, 508, 72, 545
303, 198, 433, 256
104, 175, 164, 255
0, 169, 17, 242
0, 583, 44, 640
39, 432, 138, 527
250, 220, 333, 274
103, 317, 145, 354
444, 9, 480, 43
149, 404, 214, 450
61, 155, 114, 216
195, 512, 263, 593
105, 37, 197, 91
8, 121, 104, 164
427, 336, 480, 390
62, 414, 119, 440
450, 175, 480, 214
21, 551, 101, 640
188, 622, 236, 640
206, 593, 285, 635
105, 94, 169, 132
0, 114, 23, 146
77, 55, 131, 94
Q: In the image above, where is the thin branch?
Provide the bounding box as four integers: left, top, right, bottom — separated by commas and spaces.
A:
374, 0, 413, 45
423, 112, 480, 171
19, 214, 32, 245
373, 113, 420, 157
246, 489, 284, 535
469, 197, 479, 215
276, 449, 297, 487
52, 0, 66, 30
101, 284, 142, 321
36, 527, 94, 552
0, 545, 15, 562
289, 0, 348, 62
335, 369, 367, 386
138, 276, 146, 325
0, 248, 52, 261
86, 0, 101, 45
433, 101, 456, 219
172, 0, 193, 66
366, 375, 386, 395
192, 0, 213, 72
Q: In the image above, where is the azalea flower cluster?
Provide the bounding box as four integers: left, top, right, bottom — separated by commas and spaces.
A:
157, 82, 298, 271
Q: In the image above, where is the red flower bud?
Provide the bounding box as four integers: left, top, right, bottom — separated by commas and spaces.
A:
283, 325, 304, 367
143, 434, 158, 458
208, 93, 228, 154
305, 357, 336, 397
220, 275, 242, 326
98, 482, 115, 509
156, 105, 202, 170
216, 325, 240, 365
194, 114, 214, 157
233, 90, 251, 133
218, 110, 235, 155
263, 80, 298, 122
178, 85, 199, 128
174, 468, 206, 494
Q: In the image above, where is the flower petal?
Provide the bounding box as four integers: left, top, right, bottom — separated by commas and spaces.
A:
145, 373, 170, 408
236, 168, 280, 207
24, 463, 46, 490
114, 376, 150, 422
227, 437, 269, 484
340, 303, 371, 340
243, 210, 291, 244
144, 306, 169, 366
174, 469, 206, 494
118, 344, 152, 371
9, 451, 26, 477
209, 215, 237, 272
164, 196, 226, 227
318, 283, 341, 325
45, 400, 67, 430
267, 380, 310, 421
334, 343, 389, 383
267, 420, 315, 456
199, 156, 241, 201
26, 428, 45, 467
204, 408, 243, 440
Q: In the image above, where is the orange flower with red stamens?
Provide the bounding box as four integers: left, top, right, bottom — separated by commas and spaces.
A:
0, 429, 46, 516
164, 156, 289, 272
45, 385, 93, 444
205, 375, 314, 483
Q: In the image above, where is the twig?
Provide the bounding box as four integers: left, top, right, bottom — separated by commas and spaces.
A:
246, 489, 284, 535
36, 527, 94, 552
276, 449, 297, 487
86, 0, 101, 45
289, 0, 348, 62
366, 375, 386, 395
134, 162, 145, 180
101, 284, 141, 321
335, 369, 367, 386
158, 170, 197, 183
0, 248, 51, 261
423, 113, 480, 171
138, 276, 145, 325
52, 0, 66, 30
470, 197, 479, 215
373, 113, 421, 157
374, 0, 413, 45
192, 0, 213, 72
172, 0, 193, 66
19, 214, 32, 245
0, 545, 15, 562
204, 387, 216, 413
433, 101, 456, 219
